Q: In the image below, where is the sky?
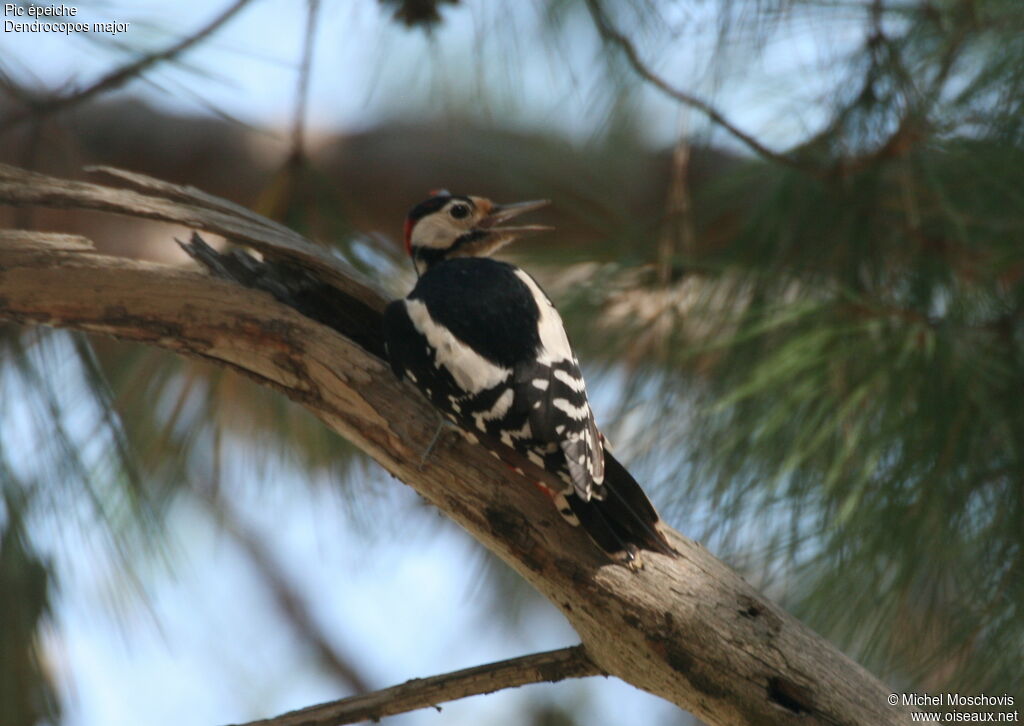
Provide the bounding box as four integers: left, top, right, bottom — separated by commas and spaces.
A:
1, 1, 871, 725
3, 0, 864, 149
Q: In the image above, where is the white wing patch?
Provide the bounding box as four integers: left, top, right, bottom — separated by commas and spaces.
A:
405, 299, 512, 394
553, 398, 591, 420
513, 269, 574, 366
553, 369, 586, 392
511, 269, 607, 495
472, 388, 515, 431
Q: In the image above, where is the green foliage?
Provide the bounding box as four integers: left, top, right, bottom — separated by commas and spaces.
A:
0, 485, 59, 726
582, 0, 1024, 694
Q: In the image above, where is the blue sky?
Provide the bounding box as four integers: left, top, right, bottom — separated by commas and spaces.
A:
4, 0, 862, 148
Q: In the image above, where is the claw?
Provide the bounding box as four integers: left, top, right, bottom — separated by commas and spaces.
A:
419, 413, 459, 469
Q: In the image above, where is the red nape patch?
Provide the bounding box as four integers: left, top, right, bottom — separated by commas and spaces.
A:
403, 217, 414, 255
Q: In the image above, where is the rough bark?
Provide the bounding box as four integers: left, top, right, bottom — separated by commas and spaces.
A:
0, 164, 915, 726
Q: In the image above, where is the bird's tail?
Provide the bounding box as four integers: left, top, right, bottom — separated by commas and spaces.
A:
567, 451, 677, 565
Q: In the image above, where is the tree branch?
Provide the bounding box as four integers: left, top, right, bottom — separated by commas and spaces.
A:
582, 0, 811, 174
231, 645, 601, 726
0, 165, 916, 725
0, 163, 384, 315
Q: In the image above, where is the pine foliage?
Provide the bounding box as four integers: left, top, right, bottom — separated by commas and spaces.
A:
586, 0, 1024, 695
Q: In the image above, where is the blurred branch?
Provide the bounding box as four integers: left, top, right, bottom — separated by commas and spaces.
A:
0, 0, 254, 135
232, 645, 600, 726
0, 164, 915, 726
255, 0, 320, 227
197, 485, 372, 694
0, 485, 60, 726
583, 0, 812, 174
656, 127, 695, 287
379, 0, 459, 28
290, 0, 319, 163
819, 0, 970, 176
0, 66, 35, 106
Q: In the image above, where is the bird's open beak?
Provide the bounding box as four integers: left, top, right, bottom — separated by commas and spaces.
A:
450, 197, 553, 261
480, 199, 553, 236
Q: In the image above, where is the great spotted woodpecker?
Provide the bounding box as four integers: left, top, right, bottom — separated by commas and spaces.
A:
383, 192, 674, 564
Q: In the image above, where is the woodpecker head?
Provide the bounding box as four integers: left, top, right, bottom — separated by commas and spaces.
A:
403, 191, 551, 275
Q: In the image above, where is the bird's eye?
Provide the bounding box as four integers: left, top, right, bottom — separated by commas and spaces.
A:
449, 204, 470, 220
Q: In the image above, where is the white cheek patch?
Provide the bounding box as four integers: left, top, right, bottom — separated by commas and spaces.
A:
411, 207, 477, 251
412, 214, 458, 249
405, 299, 512, 393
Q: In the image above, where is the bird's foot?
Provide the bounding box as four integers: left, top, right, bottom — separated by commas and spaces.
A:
612, 544, 644, 571
419, 414, 460, 469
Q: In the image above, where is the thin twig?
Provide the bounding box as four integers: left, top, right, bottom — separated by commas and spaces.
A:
583, 0, 809, 173
229, 645, 602, 726
256, 0, 320, 225
291, 0, 320, 163
0, 0, 254, 134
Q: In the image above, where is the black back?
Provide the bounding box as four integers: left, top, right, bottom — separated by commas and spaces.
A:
406, 257, 541, 368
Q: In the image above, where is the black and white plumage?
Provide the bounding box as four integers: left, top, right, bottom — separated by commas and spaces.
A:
384, 192, 673, 563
